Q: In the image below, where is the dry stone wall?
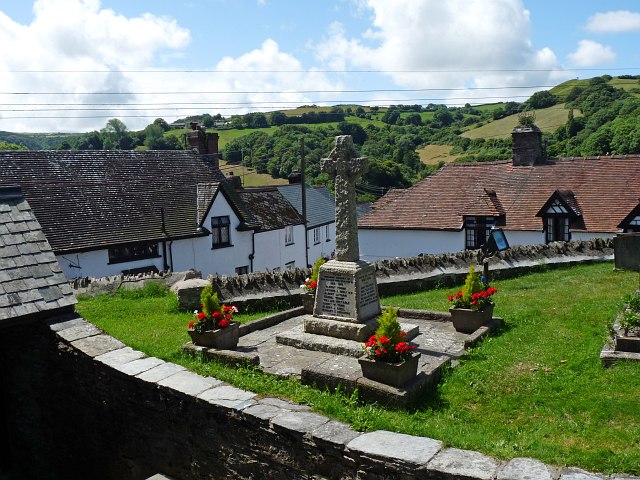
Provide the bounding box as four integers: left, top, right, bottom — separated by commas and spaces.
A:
71, 239, 614, 312
1, 314, 624, 480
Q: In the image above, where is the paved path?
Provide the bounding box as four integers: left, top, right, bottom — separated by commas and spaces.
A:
237, 312, 475, 378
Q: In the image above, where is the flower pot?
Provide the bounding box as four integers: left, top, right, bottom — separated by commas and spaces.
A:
188, 322, 239, 350
358, 352, 421, 387
615, 333, 640, 353
449, 303, 494, 333
301, 292, 315, 314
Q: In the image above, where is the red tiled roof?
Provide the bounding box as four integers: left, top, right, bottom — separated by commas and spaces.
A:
358, 156, 640, 233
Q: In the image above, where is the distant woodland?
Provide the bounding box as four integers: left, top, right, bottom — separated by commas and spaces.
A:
2, 75, 639, 197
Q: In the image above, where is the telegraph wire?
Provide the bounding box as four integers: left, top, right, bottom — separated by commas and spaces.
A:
3, 67, 640, 73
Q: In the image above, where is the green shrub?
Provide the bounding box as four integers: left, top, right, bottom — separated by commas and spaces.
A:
117, 281, 168, 300
624, 291, 640, 311
461, 264, 484, 305
375, 306, 402, 340
200, 284, 220, 315
620, 308, 640, 335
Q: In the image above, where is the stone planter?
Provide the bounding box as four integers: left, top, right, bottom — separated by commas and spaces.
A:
449, 303, 494, 333
301, 292, 315, 314
615, 333, 640, 353
188, 322, 239, 350
358, 352, 421, 388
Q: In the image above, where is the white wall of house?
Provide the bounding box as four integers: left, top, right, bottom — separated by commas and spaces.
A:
173, 192, 254, 277
307, 222, 336, 265
572, 231, 616, 242
359, 226, 618, 261
253, 224, 306, 272
501, 230, 543, 247
358, 228, 464, 261
56, 249, 166, 280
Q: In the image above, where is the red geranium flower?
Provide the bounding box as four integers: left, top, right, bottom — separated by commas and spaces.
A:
188, 321, 196, 329
212, 311, 222, 319
217, 318, 230, 328
197, 312, 207, 321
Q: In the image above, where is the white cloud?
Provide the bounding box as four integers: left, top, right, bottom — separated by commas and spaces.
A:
312, 0, 564, 106
0, 0, 342, 133
0, 0, 192, 132
210, 39, 343, 114
585, 10, 640, 33
567, 40, 616, 67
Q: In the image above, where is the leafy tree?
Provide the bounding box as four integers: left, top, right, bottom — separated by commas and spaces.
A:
404, 113, 422, 126
74, 131, 103, 150
0, 140, 27, 150
152, 118, 171, 132
433, 108, 454, 127
337, 122, 367, 145
101, 118, 134, 150
270, 111, 288, 126
525, 90, 558, 109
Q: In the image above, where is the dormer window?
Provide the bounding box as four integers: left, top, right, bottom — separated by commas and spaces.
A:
545, 213, 570, 243
626, 215, 640, 232
464, 216, 495, 250
536, 191, 581, 244
617, 203, 640, 233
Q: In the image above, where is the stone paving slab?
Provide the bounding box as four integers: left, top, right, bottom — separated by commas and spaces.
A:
95, 346, 145, 368
427, 447, 501, 480
157, 370, 222, 396
71, 334, 125, 358
346, 430, 443, 467
497, 457, 555, 480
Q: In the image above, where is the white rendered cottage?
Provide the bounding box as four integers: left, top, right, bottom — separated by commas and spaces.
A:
358, 125, 640, 260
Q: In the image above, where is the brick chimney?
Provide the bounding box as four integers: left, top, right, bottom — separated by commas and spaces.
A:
511, 124, 544, 166
288, 172, 302, 184
187, 123, 219, 169
226, 175, 243, 189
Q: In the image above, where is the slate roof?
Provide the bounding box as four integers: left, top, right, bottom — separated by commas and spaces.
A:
237, 187, 303, 232
358, 156, 640, 233
0, 185, 76, 325
197, 181, 260, 231
276, 184, 336, 228
0, 150, 225, 253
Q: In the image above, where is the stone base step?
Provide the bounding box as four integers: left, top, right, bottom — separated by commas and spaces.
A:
276, 322, 419, 358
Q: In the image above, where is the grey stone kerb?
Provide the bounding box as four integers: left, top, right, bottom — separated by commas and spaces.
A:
321, 135, 367, 262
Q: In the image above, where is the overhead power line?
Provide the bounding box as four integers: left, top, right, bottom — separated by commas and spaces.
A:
2, 67, 640, 74
0, 84, 601, 95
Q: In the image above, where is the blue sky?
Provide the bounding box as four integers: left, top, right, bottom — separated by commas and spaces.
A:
1, 0, 639, 132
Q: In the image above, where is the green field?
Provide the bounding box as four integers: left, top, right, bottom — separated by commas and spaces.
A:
461, 103, 577, 140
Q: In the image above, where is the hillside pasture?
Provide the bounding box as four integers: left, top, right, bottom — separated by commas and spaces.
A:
418, 144, 461, 165
461, 103, 577, 140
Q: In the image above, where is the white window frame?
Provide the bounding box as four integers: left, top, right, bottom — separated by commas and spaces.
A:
313, 227, 321, 245
285, 225, 294, 245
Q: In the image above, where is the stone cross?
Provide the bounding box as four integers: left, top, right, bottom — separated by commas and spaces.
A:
321, 135, 368, 262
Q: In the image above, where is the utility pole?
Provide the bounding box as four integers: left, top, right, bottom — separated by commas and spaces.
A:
301, 138, 309, 268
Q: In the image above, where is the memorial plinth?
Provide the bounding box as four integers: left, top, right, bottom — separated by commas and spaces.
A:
313, 260, 380, 323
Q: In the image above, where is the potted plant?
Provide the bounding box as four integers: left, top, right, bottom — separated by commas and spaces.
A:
300, 257, 326, 314
188, 284, 239, 349
358, 307, 420, 387
615, 291, 640, 352
448, 264, 497, 333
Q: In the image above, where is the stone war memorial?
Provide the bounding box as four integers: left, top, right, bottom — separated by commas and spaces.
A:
311, 135, 381, 335
263, 135, 503, 406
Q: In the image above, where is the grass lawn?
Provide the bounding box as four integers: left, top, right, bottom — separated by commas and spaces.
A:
76, 262, 640, 475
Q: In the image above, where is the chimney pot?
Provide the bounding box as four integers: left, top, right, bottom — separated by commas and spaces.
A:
288, 172, 302, 184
